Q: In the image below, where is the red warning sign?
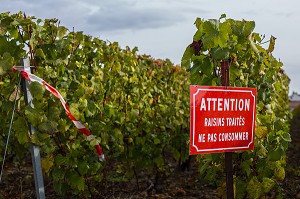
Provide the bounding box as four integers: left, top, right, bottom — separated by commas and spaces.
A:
190, 86, 257, 155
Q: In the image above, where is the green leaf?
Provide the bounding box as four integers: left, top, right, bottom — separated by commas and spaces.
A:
241, 160, 252, 177
113, 128, 123, 143
268, 147, 283, 161
48, 106, 61, 120
30, 81, 45, 100
243, 20, 255, 36
57, 118, 71, 133
69, 103, 80, 119
232, 20, 255, 37
257, 143, 268, 158
68, 172, 85, 191
193, 30, 203, 41
0, 52, 14, 75
57, 26, 68, 39
154, 138, 160, 145
194, 17, 203, 29
202, 20, 219, 48
211, 47, 230, 60
53, 181, 68, 196
86, 101, 97, 117
14, 117, 29, 144
204, 19, 219, 33
280, 131, 291, 142
38, 120, 58, 133
236, 178, 247, 199
181, 46, 193, 69
171, 148, 180, 161
200, 75, 213, 85
0, 24, 7, 35
79, 98, 88, 109
78, 161, 88, 175
218, 23, 231, 48
52, 166, 65, 181
153, 156, 164, 166
200, 57, 214, 76
201, 19, 231, 49
75, 31, 84, 42
130, 109, 139, 119
219, 14, 226, 20
35, 48, 46, 59
9, 28, 18, 38
55, 154, 69, 166
199, 162, 209, 175
204, 165, 217, 181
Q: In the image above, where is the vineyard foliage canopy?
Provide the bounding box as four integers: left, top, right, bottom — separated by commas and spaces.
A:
0, 12, 291, 198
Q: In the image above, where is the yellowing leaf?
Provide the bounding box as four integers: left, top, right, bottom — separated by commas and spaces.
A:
274, 164, 285, 181
267, 35, 276, 53
255, 126, 268, 139
262, 177, 275, 193
257, 143, 267, 158
246, 177, 262, 199
42, 155, 54, 174
69, 103, 80, 119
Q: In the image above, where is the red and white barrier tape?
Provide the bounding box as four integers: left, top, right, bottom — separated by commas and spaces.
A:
12, 66, 105, 161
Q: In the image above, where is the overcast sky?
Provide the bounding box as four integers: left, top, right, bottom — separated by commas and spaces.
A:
1, 0, 299, 94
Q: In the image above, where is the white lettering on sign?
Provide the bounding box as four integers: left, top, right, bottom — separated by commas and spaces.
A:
198, 134, 206, 142
204, 117, 225, 127
199, 98, 250, 111
198, 132, 249, 143
219, 132, 249, 142
207, 133, 217, 142
226, 116, 245, 126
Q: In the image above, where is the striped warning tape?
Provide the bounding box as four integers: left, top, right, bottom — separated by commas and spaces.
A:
12, 66, 105, 161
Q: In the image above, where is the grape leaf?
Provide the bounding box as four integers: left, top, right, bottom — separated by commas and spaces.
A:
14, 117, 29, 144
68, 172, 85, 191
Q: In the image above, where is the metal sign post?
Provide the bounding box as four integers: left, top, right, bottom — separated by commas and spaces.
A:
20, 58, 45, 199
221, 60, 234, 199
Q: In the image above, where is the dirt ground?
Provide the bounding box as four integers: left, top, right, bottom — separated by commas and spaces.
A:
284, 115, 300, 199
1, 117, 300, 199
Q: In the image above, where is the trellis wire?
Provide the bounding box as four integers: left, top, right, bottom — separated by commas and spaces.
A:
0, 76, 21, 183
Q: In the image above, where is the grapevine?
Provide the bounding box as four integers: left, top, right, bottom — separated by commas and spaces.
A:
182, 14, 290, 198
0, 12, 190, 196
